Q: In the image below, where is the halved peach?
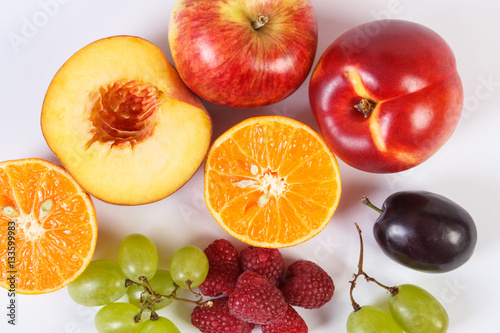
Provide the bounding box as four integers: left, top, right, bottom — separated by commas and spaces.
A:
41, 36, 212, 205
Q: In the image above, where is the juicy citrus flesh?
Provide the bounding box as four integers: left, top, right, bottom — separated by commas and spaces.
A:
204, 116, 341, 248
0, 159, 97, 294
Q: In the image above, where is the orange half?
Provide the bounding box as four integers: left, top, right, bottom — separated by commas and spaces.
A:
204, 116, 341, 248
0, 158, 97, 294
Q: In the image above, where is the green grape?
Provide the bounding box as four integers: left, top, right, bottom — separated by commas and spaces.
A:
169, 245, 209, 289
139, 317, 181, 333
68, 260, 127, 306
347, 305, 405, 333
95, 302, 143, 333
127, 270, 178, 310
118, 233, 158, 282
388, 284, 448, 333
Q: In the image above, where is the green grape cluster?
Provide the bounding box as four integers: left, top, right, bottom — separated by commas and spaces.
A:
347, 224, 449, 333
68, 233, 211, 333
347, 284, 449, 333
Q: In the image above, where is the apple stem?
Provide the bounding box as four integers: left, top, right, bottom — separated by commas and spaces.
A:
361, 196, 384, 214
355, 98, 376, 117
252, 13, 269, 30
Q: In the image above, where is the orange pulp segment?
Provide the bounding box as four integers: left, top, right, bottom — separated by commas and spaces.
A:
0, 158, 97, 294
204, 116, 341, 248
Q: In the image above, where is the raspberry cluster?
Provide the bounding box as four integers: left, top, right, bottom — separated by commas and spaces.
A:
191, 239, 335, 333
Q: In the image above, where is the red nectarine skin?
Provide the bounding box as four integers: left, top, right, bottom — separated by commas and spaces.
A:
169, 0, 318, 108
309, 20, 463, 173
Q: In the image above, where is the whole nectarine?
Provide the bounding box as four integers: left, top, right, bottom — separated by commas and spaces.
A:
309, 20, 463, 173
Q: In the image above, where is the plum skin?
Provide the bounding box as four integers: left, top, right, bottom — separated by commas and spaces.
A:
373, 191, 477, 272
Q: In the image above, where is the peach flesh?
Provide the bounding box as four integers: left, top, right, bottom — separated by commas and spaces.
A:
41, 36, 213, 205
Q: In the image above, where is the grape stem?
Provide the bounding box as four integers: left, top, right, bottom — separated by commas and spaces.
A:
349, 223, 398, 312
126, 277, 213, 323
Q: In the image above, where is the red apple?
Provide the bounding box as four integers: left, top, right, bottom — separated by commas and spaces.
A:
168, 0, 318, 108
309, 19, 463, 173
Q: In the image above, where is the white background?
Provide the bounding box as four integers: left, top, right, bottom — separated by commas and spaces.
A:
1, 0, 499, 332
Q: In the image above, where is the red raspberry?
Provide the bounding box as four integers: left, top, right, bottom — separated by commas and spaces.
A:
191, 297, 254, 333
205, 239, 240, 265
240, 246, 285, 286
261, 304, 308, 333
228, 271, 288, 324
280, 260, 334, 309
199, 239, 241, 297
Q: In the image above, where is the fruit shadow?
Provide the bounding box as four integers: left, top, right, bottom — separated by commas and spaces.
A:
90, 228, 120, 261
152, 34, 174, 64
160, 293, 196, 327
314, 13, 356, 59
38, 150, 64, 168
201, 90, 320, 142
89, 199, 137, 261
331, 163, 386, 218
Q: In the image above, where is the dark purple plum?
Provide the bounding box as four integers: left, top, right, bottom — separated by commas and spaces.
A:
363, 191, 477, 272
